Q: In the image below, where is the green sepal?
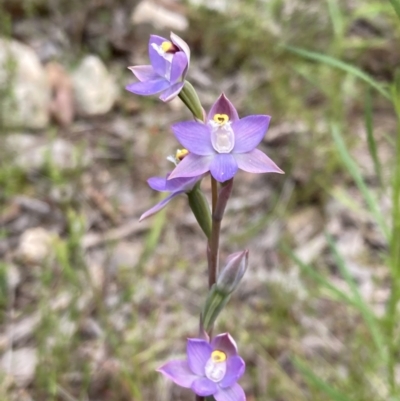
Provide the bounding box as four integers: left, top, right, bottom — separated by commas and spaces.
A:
179, 80, 204, 121
187, 183, 212, 239
202, 284, 231, 332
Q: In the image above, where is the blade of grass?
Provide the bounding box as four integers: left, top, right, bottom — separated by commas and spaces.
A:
293, 358, 354, 401
331, 124, 390, 240
364, 88, 383, 186
283, 244, 357, 307
327, 0, 344, 40
389, 0, 400, 20
284, 46, 390, 99
385, 72, 400, 393
326, 234, 387, 364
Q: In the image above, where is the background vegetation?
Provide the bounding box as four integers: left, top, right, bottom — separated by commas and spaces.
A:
0, 0, 399, 400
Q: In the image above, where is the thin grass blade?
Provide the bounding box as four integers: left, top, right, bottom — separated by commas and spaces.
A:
389, 0, 400, 20
326, 234, 387, 363
364, 88, 383, 186
283, 244, 356, 306
293, 358, 354, 401
331, 124, 389, 240
285, 46, 390, 99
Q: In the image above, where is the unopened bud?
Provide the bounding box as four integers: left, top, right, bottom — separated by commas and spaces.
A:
216, 250, 248, 295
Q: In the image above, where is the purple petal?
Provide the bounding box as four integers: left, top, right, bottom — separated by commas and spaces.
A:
165, 175, 203, 192
208, 94, 239, 123
125, 79, 170, 96
128, 65, 158, 82
170, 52, 188, 83
214, 383, 246, 401
148, 176, 167, 192
219, 356, 245, 388
187, 338, 212, 376
159, 82, 185, 102
172, 122, 213, 155
209, 154, 238, 183
139, 191, 184, 221
232, 115, 271, 153
191, 377, 218, 396
170, 32, 191, 74
148, 35, 169, 77
157, 359, 198, 388
168, 154, 212, 180
235, 149, 284, 174
211, 334, 238, 358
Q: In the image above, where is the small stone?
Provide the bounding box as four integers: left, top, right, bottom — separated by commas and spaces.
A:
0, 348, 38, 387
7, 264, 22, 291
186, 0, 228, 12
72, 55, 118, 116
6, 134, 91, 172
0, 38, 50, 129
8, 313, 41, 345
17, 227, 55, 264
45, 61, 74, 126
131, 1, 188, 31
79, 318, 104, 340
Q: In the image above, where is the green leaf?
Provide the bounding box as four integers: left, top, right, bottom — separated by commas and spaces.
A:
284, 46, 391, 99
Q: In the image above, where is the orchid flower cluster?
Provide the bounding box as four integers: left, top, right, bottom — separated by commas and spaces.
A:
126, 33, 283, 401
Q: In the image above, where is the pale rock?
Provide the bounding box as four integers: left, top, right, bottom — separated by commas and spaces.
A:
72, 55, 118, 116
294, 233, 326, 264
0, 38, 50, 129
0, 348, 38, 387
45, 61, 74, 126
17, 227, 55, 264
186, 0, 229, 12
7, 264, 22, 291
6, 134, 91, 172
8, 313, 41, 344
131, 1, 188, 31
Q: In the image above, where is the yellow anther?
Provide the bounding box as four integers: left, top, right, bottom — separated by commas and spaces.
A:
161, 41, 174, 52
176, 148, 189, 160
211, 350, 227, 363
213, 114, 229, 125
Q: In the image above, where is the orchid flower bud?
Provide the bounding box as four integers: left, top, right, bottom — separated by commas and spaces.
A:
216, 250, 248, 295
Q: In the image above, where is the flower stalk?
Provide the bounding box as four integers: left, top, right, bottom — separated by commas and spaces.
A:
126, 32, 284, 401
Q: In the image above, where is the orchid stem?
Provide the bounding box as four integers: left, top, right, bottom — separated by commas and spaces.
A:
208, 178, 234, 299
211, 176, 218, 213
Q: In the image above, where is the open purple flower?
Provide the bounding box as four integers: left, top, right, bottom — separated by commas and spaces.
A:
158, 333, 246, 401
126, 33, 190, 102
168, 94, 284, 182
139, 172, 202, 221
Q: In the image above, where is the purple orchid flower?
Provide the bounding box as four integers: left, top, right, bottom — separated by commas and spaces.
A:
168, 94, 284, 182
126, 33, 190, 102
158, 333, 246, 401
139, 172, 202, 221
